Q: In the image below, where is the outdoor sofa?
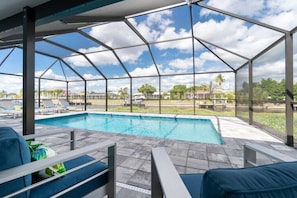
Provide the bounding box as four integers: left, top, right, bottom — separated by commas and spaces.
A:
151, 143, 297, 198
0, 127, 116, 197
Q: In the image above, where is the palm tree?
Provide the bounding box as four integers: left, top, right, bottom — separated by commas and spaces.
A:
118, 87, 128, 100
215, 74, 225, 87
0, 90, 7, 98
208, 81, 214, 96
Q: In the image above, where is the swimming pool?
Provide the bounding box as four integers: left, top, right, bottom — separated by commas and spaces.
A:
36, 113, 224, 144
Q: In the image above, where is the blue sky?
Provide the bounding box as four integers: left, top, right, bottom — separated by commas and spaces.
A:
0, 0, 296, 94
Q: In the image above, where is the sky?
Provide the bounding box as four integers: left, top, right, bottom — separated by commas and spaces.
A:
0, 0, 296, 94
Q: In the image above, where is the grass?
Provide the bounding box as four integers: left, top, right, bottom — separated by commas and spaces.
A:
105, 106, 235, 116
240, 112, 297, 137
89, 99, 235, 116
253, 113, 286, 133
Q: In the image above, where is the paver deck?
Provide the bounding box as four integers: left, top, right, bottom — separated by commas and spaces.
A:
1, 112, 297, 197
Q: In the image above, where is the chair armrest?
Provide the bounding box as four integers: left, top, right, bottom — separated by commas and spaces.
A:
151, 147, 191, 198
24, 130, 75, 150
244, 143, 296, 167
23, 129, 73, 139
0, 140, 115, 185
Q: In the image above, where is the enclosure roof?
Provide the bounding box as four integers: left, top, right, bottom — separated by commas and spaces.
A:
0, 0, 296, 91
0, 0, 184, 42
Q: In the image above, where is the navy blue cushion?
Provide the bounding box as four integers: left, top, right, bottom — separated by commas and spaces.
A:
180, 173, 203, 198
201, 161, 297, 198
30, 155, 108, 198
0, 127, 31, 198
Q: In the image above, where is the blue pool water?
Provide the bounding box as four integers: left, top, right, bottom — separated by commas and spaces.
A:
36, 113, 224, 144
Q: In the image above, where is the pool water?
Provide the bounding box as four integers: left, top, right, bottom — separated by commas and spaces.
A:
36, 113, 224, 144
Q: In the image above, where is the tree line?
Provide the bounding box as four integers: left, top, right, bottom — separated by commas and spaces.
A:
238, 77, 297, 104
118, 74, 230, 100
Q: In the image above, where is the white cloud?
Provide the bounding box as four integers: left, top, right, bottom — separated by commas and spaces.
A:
0, 71, 77, 94
115, 46, 147, 64
35, 69, 66, 81
193, 17, 282, 58
128, 18, 158, 42
87, 51, 119, 65
65, 51, 118, 66
199, 51, 218, 61
65, 10, 194, 70
266, 0, 297, 13
155, 38, 192, 53
66, 45, 151, 67
158, 64, 176, 74
39, 80, 66, 91
66, 2, 292, 75
261, 11, 297, 30
78, 46, 106, 54
146, 10, 173, 30
201, 0, 297, 31
200, 0, 265, 17
64, 55, 90, 67
0, 75, 22, 94
129, 64, 158, 76
165, 49, 243, 74
35, 69, 93, 93
63, 22, 149, 66
89, 22, 143, 48
83, 73, 103, 80
161, 75, 193, 90
194, 56, 206, 68
212, 48, 248, 68
253, 59, 286, 82
67, 82, 85, 93
194, 18, 247, 46
130, 10, 192, 52
169, 57, 193, 71
157, 27, 190, 42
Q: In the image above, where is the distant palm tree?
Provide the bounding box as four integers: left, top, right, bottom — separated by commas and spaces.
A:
0, 90, 7, 98
208, 81, 213, 96
118, 87, 128, 100
215, 74, 225, 87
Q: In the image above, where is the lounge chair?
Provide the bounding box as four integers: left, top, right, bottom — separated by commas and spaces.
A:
0, 100, 22, 118
151, 143, 297, 198
0, 127, 116, 197
58, 99, 77, 111
34, 105, 48, 115
42, 99, 66, 113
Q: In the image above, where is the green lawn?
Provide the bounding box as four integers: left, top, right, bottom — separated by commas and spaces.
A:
89, 99, 235, 116
106, 106, 235, 116
241, 112, 297, 137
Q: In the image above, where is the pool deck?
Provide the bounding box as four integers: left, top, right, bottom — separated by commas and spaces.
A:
2, 112, 297, 197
